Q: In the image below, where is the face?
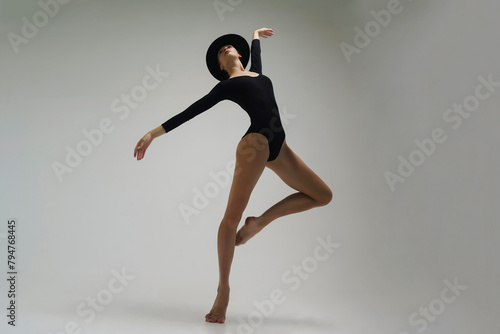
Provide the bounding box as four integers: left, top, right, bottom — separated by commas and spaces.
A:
217, 44, 241, 70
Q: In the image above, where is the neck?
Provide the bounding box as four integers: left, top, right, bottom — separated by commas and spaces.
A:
223, 59, 245, 77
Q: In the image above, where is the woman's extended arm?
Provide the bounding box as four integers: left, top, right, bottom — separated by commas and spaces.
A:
134, 83, 225, 161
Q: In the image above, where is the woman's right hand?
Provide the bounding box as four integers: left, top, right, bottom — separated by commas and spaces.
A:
134, 132, 153, 161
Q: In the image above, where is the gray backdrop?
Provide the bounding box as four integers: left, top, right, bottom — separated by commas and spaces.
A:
1, 0, 498, 333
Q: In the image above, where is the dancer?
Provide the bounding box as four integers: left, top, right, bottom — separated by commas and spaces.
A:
134, 28, 332, 324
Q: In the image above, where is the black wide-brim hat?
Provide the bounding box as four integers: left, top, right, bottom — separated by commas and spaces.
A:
206, 34, 250, 81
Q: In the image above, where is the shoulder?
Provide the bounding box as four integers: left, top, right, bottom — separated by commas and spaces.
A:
213, 80, 230, 90
206, 80, 232, 99
210, 81, 227, 91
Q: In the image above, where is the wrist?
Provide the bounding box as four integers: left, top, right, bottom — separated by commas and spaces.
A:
150, 125, 166, 139
253, 30, 259, 40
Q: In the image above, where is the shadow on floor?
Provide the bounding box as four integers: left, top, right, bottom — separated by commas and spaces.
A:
111, 300, 335, 333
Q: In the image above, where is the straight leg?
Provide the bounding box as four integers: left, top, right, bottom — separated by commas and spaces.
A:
205, 133, 269, 323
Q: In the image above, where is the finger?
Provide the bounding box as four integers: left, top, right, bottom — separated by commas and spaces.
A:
134, 143, 141, 157
135, 138, 143, 152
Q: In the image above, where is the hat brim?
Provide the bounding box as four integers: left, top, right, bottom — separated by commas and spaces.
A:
206, 34, 249, 81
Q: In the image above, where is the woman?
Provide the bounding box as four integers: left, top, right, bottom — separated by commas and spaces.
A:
134, 28, 333, 324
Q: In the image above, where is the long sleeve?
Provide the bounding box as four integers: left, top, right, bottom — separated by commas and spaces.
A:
249, 39, 262, 74
161, 83, 225, 134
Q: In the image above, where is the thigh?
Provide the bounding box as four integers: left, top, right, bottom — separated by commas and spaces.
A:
266, 140, 332, 204
223, 133, 270, 221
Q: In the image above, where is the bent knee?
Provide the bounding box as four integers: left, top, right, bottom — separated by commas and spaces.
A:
315, 188, 333, 206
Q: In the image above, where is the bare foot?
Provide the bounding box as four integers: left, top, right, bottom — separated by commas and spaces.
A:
235, 216, 263, 246
205, 287, 229, 324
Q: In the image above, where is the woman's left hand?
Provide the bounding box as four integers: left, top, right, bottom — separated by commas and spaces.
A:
254, 28, 274, 38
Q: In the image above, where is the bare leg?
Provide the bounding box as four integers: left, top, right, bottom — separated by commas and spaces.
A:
235, 192, 321, 245
236, 141, 332, 245
205, 133, 269, 323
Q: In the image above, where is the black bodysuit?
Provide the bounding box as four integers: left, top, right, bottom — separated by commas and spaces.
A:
161, 39, 286, 161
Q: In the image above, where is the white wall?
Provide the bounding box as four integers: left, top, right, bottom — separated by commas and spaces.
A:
1, 0, 498, 333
